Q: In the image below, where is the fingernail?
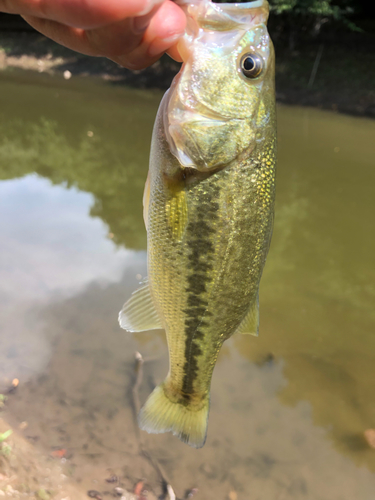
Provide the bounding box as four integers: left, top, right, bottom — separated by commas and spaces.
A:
148, 34, 181, 56
138, 0, 165, 16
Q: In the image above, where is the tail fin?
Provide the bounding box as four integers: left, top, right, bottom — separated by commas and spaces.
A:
138, 384, 209, 448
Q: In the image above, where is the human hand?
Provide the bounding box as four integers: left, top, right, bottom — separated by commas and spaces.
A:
0, 0, 186, 69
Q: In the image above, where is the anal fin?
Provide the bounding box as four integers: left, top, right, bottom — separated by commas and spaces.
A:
236, 295, 259, 337
119, 281, 162, 332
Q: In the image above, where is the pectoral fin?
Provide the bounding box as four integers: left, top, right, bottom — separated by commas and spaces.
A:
119, 281, 162, 332
236, 295, 259, 337
165, 188, 188, 241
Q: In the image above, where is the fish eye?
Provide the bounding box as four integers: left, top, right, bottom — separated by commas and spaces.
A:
240, 53, 263, 79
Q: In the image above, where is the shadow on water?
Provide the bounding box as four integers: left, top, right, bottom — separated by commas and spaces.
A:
1, 71, 375, 498
0, 31, 181, 88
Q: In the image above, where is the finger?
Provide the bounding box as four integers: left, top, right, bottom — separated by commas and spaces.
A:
84, 4, 163, 57
23, 0, 186, 69
1, 0, 164, 29
146, 1, 186, 58
22, 16, 100, 56
112, 0, 186, 70
23, 6, 160, 57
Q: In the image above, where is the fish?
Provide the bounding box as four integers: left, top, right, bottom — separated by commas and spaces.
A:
119, 0, 276, 448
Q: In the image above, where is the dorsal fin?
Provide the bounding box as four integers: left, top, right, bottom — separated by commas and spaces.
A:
235, 295, 259, 336
119, 281, 163, 332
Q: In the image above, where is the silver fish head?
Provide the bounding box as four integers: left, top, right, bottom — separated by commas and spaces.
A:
166, 0, 275, 171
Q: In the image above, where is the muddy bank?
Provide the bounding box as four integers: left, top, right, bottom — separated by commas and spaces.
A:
0, 416, 89, 499
0, 411, 171, 500
0, 31, 374, 118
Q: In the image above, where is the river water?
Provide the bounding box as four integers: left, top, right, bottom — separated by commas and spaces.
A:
0, 70, 374, 499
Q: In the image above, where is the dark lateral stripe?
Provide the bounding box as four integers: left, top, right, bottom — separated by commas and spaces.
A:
182, 185, 220, 398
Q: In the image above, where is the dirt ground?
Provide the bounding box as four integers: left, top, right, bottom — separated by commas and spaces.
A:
1, 367, 177, 500
0, 417, 89, 499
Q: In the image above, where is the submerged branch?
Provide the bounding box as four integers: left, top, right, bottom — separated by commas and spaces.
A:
131, 351, 176, 500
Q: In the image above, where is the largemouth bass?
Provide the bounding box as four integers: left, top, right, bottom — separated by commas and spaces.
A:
119, 0, 276, 448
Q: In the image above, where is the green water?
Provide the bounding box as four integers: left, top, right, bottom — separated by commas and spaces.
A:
0, 70, 374, 499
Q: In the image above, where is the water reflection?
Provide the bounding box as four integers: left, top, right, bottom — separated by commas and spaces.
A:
0, 71, 158, 250
0, 174, 146, 382
1, 72, 375, 498
0, 175, 142, 300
